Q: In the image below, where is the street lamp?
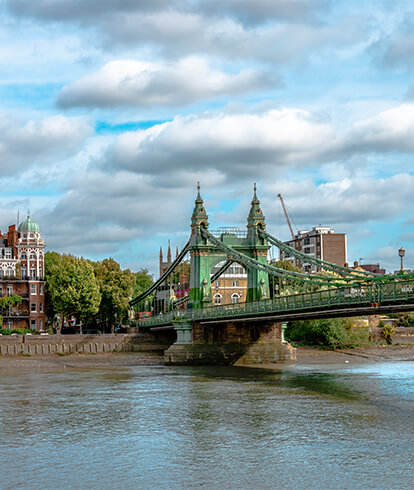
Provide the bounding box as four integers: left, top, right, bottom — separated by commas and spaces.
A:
398, 247, 405, 272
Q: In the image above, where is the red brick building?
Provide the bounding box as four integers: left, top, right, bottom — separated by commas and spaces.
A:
280, 226, 347, 273
0, 214, 46, 331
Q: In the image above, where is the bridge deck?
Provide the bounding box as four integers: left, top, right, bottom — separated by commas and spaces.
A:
138, 281, 414, 328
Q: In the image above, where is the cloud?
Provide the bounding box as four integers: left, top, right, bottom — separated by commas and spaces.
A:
6, 0, 364, 64
264, 174, 414, 226
57, 58, 276, 109
6, 0, 328, 25
0, 115, 92, 176
99, 103, 414, 181
340, 104, 414, 154
103, 108, 335, 177
371, 20, 414, 70
201, 0, 329, 25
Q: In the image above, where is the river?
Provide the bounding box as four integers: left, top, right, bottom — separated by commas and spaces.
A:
1, 361, 413, 489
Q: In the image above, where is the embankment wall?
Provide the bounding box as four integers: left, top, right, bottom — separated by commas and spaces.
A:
0, 333, 173, 356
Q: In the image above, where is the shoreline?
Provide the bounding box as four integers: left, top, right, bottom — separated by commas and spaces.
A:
0, 345, 414, 368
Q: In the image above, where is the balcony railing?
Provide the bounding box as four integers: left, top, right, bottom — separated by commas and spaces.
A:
0, 310, 29, 318
0, 276, 45, 281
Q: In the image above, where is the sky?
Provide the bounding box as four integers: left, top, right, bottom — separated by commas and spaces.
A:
0, 0, 413, 275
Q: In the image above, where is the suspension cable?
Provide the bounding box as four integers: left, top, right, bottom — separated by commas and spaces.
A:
130, 239, 191, 306
260, 230, 376, 277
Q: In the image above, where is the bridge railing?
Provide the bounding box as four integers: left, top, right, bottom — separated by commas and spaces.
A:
138, 279, 414, 327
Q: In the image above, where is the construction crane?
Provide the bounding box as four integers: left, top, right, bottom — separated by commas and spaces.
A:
277, 193, 295, 240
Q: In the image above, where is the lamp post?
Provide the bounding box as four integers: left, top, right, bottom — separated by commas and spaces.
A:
398, 247, 405, 272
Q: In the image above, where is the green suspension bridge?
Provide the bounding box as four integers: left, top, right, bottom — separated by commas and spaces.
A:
131, 185, 414, 364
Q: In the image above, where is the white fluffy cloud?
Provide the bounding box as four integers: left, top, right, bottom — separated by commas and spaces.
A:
0, 115, 91, 176
58, 58, 276, 109
100, 104, 414, 180
104, 108, 335, 176
6, 0, 364, 64
341, 104, 414, 154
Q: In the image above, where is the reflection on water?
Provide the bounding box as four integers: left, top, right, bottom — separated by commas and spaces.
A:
1, 362, 414, 489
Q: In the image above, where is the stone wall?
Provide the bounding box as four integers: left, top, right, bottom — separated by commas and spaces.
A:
0, 332, 172, 356
370, 327, 414, 344
165, 321, 296, 365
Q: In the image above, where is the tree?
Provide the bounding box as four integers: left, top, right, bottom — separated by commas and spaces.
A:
46, 253, 101, 329
0, 294, 23, 328
131, 269, 154, 314
93, 258, 135, 332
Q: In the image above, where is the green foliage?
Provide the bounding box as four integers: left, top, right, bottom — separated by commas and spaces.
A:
46, 253, 101, 321
0, 294, 23, 308
286, 318, 369, 348
269, 260, 304, 296
0, 328, 33, 335
0, 294, 23, 327
381, 324, 395, 345
93, 258, 135, 326
134, 269, 153, 296
392, 313, 412, 328
133, 269, 154, 310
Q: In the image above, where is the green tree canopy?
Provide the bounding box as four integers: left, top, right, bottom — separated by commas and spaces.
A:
93, 258, 135, 325
46, 253, 101, 321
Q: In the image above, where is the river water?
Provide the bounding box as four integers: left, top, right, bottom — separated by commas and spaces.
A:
1, 361, 413, 489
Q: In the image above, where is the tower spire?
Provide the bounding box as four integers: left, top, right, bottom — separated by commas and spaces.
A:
191, 182, 209, 229
247, 183, 265, 233
167, 240, 171, 263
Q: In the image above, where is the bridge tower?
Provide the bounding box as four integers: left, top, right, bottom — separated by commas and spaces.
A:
189, 183, 270, 308
246, 183, 270, 302
189, 183, 212, 308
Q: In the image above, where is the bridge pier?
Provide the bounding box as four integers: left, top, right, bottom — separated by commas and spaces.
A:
164, 320, 296, 365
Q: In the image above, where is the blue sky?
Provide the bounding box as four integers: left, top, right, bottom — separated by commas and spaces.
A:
0, 0, 413, 275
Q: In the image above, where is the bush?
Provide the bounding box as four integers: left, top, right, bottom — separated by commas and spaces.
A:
0, 328, 34, 335
285, 318, 369, 348
381, 324, 395, 345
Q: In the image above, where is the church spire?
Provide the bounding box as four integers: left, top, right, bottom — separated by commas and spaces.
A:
159, 246, 163, 262
167, 240, 172, 263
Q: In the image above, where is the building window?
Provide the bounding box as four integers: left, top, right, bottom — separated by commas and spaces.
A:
231, 293, 240, 304
39, 320, 43, 331
304, 247, 311, 254
304, 238, 310, 245
5, 250, 11, 259
30, 268, 36, 279
0, 285, 2, 295
39, 303, 43, 313
21, 266, 27, 279
31, 320, 36, 330
21, 251, 27, 260
215, 280, 220, 288
232, 280, 238, 287
7, 320, 12, 329
214, 293, 222, 305
40, 284, 44, 295
6, 268, 13, 277
31, 303, 37, 312
30, 253, 36, 260
6, 285, 13, 296
31, 284, 37, 295
0, 270, 3, 278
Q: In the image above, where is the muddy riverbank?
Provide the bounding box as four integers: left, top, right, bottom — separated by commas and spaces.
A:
1, 344, 413, 368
